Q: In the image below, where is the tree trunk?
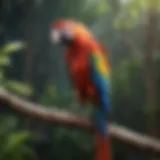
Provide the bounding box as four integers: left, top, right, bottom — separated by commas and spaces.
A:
143, 7, 159, 160
23, 1, 37, 130
144, 9, 158, 136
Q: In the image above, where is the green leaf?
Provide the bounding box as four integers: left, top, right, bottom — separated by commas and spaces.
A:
5, 80, 33, 96
0, 56, 10, 66
6, 131, 31, 150
0, 41, 26, 55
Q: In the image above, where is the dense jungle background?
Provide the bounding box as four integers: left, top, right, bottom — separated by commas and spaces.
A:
0, 0, 160, 160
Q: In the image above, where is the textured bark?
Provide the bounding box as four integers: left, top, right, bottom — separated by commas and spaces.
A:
0, 88, 160, 156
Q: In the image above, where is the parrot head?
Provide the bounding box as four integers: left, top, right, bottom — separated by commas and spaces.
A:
51, 19, 94, 46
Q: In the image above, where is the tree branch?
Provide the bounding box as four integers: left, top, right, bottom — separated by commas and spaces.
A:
0, 88, 160, 155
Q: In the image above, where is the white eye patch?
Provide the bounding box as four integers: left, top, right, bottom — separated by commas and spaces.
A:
51, 29, 61, 44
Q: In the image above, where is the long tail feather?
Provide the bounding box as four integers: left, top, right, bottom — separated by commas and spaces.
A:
95, 110, 112, 160
95, 132, 111, 160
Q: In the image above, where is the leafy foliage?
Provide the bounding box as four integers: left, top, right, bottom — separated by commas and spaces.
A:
0, 116, 37, 160
0, 38, 34, 160
0, 41, 33, 96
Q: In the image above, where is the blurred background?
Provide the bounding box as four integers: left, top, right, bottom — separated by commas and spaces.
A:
0, 0, 160, 160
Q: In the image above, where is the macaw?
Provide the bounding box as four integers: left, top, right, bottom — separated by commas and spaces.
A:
51, 19, 112, 160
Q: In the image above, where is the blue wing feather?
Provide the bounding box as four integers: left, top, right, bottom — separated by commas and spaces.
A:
89, 51, 111, 112
89, 51, 111, 137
